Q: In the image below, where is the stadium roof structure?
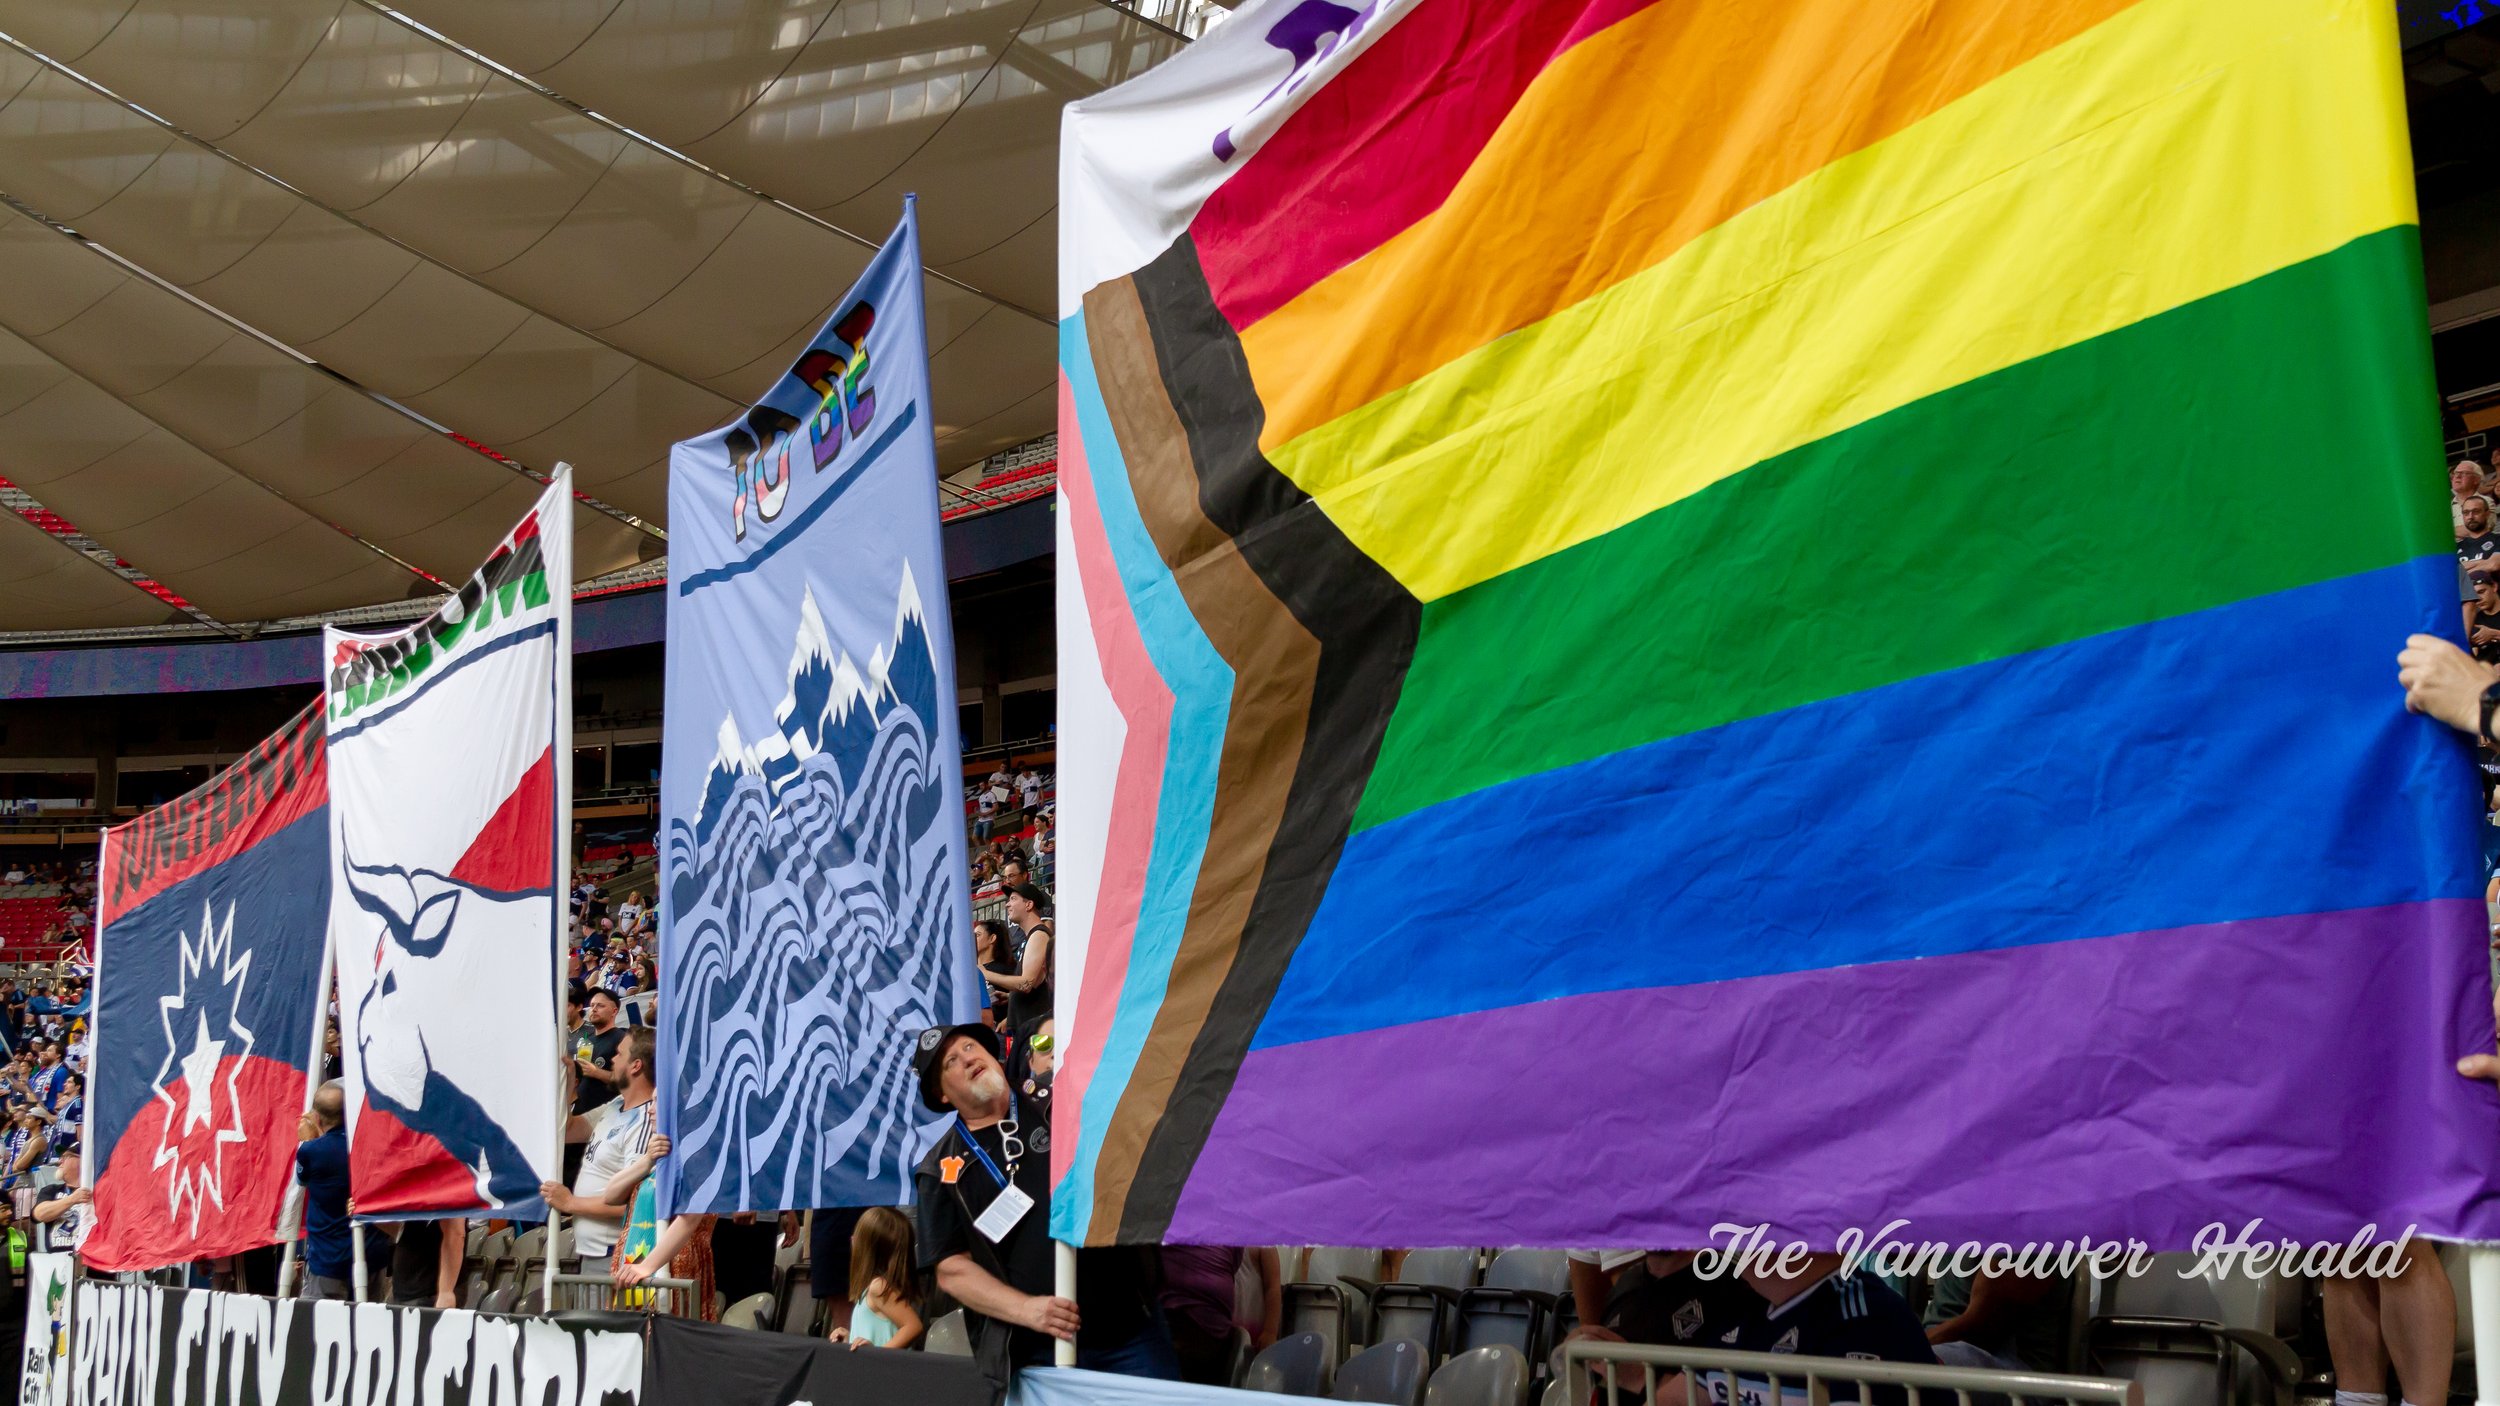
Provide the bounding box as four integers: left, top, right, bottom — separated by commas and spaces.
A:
0, 0, 1208, 636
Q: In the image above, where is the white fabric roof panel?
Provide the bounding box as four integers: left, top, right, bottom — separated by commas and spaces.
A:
0, 506, 170, 632
392, 0, 1180, 317
0, 0, 1092, 627
0, 326, 425, 619
0, 55, 731, 519
23, 0, 1053, 411
0, 212, 651, 585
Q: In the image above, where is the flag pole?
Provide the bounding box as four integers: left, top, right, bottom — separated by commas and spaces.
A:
1055, 1241, 1077, 1366
78, 824, 111, 1285
2473, 1248, 2500, 1406
545, 464, 576, 1314
277, 933, 336, 1298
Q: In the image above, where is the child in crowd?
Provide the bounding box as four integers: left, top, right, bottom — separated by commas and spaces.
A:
829, 1208, 923, 1350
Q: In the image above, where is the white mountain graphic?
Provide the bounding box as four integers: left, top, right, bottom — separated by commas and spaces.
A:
694, 563, 941, 834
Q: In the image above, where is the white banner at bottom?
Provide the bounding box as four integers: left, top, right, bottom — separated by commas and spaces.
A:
20, 1253, 72, 1406
61, 1281, 641, 1406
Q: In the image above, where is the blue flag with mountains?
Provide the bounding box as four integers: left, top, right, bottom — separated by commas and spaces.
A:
657, 204, 981, 1214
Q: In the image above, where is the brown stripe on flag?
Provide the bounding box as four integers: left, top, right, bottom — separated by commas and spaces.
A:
1081, 236, 1420, 1244
1080, 276, 1322, 1240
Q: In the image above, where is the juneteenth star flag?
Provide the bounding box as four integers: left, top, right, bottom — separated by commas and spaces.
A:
1052, 0, 2500, 1249
86, 699, 329, 1272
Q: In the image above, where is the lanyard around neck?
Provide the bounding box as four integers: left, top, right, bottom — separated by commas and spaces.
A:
956, 1093, 1022, 1186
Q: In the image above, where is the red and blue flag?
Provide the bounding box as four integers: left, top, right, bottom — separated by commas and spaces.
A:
84, 697, 330, 1272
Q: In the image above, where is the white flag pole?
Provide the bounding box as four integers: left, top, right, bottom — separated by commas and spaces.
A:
1055, 1241, 1078, 1366
545, 465, 576, 1313
2472, 1248, 2500, 1406
277, 932, 336, 1298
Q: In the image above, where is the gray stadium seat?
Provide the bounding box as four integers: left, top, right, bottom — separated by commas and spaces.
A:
1246, 1332, 1337, 1396
1289, 1249, 1385, 1363
477, 1286, 519, 1315
928, 1310, 973, 1357
1335, 1340, 1429, 1405
2086, 1253, 2300, 1406
778, 1271, 819, 1335
1455, 1253, 1568, 1364
1426, 1346, 1531, 1406
720, 1293, 777, 1330
1349, 1249, 1477, 1362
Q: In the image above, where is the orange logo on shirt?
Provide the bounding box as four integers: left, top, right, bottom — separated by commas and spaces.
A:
940, 1155, 966, 1185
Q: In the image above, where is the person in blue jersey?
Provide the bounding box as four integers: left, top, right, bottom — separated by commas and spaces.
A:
1658, 1256, 1932, 1406
293, 1085, 353, 1299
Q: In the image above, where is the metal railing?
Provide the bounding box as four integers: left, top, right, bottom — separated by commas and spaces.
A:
544, 1271, 702, 1318
1561, 1342, 2142, 1406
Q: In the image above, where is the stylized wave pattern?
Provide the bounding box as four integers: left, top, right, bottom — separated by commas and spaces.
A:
665, 664, 963, 1209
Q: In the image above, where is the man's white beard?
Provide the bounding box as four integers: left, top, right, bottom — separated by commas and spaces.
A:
966, 1068, 1010, 1111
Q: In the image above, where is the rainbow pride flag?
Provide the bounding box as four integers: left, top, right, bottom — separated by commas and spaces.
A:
1052, 0, 2499, 1249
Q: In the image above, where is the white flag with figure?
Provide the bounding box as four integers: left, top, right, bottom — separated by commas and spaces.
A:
324, 477, 571, 1219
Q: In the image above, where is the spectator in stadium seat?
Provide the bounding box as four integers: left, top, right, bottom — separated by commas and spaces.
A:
1000, 857, 1048, 906
294, 1084, 353, 1299
565, 991, 626, 1180
1161, 1244, 1281, 1384
2, 1105, 46, 1189
2467, 572, 2500, 664
28, 1041, 65, 1112
1017, 1015, 1056, 1103
1565, 1250, 1644, 1342
2457, 462, 2489, 541
988, 886, 1055, 1035
31, 1145, 90, 1255
1720, 1256, 1933, 1406
975, 920, 1015, 1028
2459, 498, 2500, 575
976, 786, 1002, 841
1574, 1251, 1766, 1359
1924, 1270, 2076, 1372
1017, 769, 1044, 812
912, 1023, 1175, 1381
616, 891, 645, 931
543, 1026, 655, 1276
572, 991, 627, 1114
46, 1075, 81, 1154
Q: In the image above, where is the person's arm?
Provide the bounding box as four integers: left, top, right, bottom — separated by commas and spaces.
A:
934, 1253, 1081, 1340
858, 1278, 925, 1350
32, 1190, 82, 1225
1253, 1247, 1283, 1350
539, 1181, 625, 1223
2400, 634, 2500, 737
1926, 1273, 2054, 1345
1566, 1259, 1626, 1344
991, 928, 1051, 994
613, 1214, 703, 1285
11, 1137, 40, 1177
436, 1219, 467, 1309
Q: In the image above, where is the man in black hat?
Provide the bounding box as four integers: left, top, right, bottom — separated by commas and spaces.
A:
911, 1022, 1174, 1384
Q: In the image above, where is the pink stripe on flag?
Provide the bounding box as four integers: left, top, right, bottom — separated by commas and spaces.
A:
1052, 374, 1179, 1194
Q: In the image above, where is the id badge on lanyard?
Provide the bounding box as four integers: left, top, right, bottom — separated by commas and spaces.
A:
959, 1097, 1032, 1242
